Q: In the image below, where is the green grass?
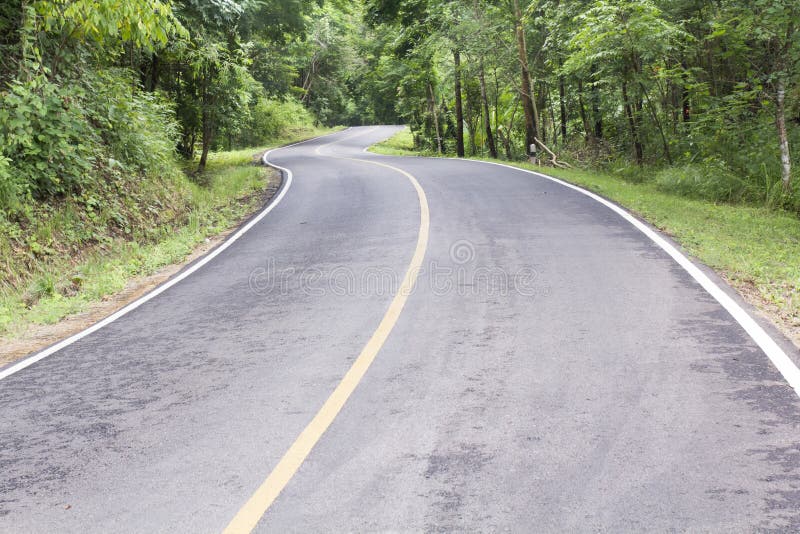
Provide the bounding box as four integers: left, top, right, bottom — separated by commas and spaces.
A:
190, 125, 337, 172
369, 127, 428, 156
0, 125, 339, 340
371, 128, 800, 330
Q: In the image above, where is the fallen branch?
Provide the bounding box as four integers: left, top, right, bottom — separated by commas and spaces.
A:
534, 137, 572, 169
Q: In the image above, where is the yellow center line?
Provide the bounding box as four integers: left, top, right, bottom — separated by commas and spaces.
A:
223, 134, 430, 534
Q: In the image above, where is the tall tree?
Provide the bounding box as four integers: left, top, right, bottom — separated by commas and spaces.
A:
453, 48, 465, 156
512, 0, 538, 154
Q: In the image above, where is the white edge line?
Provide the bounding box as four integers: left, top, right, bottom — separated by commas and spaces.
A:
0, 128, 350, 382
470, 158, 800, 397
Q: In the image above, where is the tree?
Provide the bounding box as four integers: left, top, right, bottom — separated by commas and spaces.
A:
512, 0, 538, 155
737, 0, 799, 191
564, 0, 685, 164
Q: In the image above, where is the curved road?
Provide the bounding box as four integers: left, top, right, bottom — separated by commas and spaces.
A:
2, 126, 800, 532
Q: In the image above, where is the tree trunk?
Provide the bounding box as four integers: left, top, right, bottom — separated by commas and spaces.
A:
501, 100, 519, 160
559, 74, 567, 144
19, 0, 34, 81
621, 80, 643, 165
590, 65, 602, 138
577, 80, 591, 140
776, 79, 792, 191
198, 67, 213, 171
149, 53, 159, 92
680, 61, 690, 123
638, 81, 672, 164
494, 67, 501, 153
301, 54, 318, 104
705, 40, 718, 97
428, 82, 443, 155
199, 109, 212, 171
464, 86, 478, 155
547, 85, 558, 146
453, 50, 465, 157
513, 0, 538, 154
178, 128, 196, 159
681, 86, 690, 122
534, 79, 545, 144
478, 59, 497, 159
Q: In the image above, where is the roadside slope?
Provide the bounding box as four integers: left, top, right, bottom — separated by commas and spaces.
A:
0, 128, 337, 366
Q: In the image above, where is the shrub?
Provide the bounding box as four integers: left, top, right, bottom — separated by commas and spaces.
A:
0, 75, 96, 205
84, 69, 181, 178
0, 151, 22, 212
238, 97, 316, 146
654, 159, 754, 203
0, 69, 184, 214
604, 158, 647, 183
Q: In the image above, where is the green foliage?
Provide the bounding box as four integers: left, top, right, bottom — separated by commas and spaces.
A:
36, 0, 186, 50
563, 1, 688, 77
239, 97, 316, 146
356, 0, 800, 211
188, 38, 261, 154
248, 42, 298, 97
0, 75, 94, 206
85, 69, 181, 177
0, 152, 17, 211
0, 129, 331, 338
654, 160, 752, 203
0, 67, 185, 213
2, 0, 799, 337
0, 0, 347, 340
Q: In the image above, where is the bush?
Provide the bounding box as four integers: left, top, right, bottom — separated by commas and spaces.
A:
0, 151, 21, 212
604, 158, 647, 183
0, 75, 96, 206
0, 69, 184, 214
654, 159, 754, 203
238, 97, 316, 146
85, 69, 181, 178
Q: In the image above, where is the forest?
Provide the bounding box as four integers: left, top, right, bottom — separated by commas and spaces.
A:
363, 0, 799, 206
1, 0, 799, 211
0, 0, 799, 336
2, 0, 798, 207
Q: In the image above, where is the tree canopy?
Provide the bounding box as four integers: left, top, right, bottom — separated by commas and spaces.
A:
0, 0, 798, 213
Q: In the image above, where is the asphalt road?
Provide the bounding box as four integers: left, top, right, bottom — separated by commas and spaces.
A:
2, 126, 800, 532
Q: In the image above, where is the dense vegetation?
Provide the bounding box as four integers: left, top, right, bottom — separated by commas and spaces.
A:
0, 0, 798, 336
359, 0, 799, 210
2, 0, 797, 216
0, 0, 331, 332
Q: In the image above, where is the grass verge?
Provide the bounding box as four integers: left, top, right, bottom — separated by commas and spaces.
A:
370, 127, 800, 345
0, 125, 338, 352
